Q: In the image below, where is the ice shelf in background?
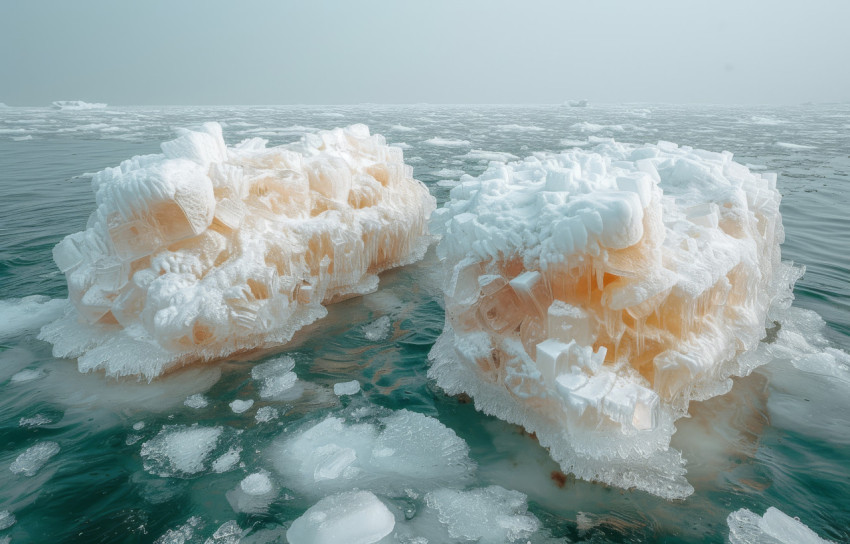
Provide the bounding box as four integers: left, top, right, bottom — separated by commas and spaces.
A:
40, 123, 435, 379
727, 507, 834, 543
428, 140, 800, 499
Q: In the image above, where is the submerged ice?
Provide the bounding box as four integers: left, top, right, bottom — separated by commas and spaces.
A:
40, 123, 435, 379
429, 140, 798, 498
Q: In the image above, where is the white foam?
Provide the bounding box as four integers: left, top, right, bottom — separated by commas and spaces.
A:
429, 140, 796, 498
140, 425, 223, 477
727, 507, 833, 543
10, 441, 60, 476
363, 316, 391, 341
0, 296, 65, 341
287, 491, 395, 544
40, 123, 435, 379
333, 380, 361, 396
19, 414, 53, 427
229, 399, 254, 413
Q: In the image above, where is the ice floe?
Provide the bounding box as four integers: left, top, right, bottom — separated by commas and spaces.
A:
52, 100, 107, 110
10, 441, 60, 476
140, 425, 224, 477
363, 316, 391, 341
287, 491, 395, 544
333, 380, 361, 396
727, 507, 833, 543
429, 140, 798, 498
40, 123, 435, 379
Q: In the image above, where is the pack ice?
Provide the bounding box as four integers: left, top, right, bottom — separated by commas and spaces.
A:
428, 140, 799, 498
40, 123, 435, 379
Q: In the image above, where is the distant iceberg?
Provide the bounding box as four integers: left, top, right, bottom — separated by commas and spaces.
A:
429, 140, 799, 499
41, 123, 435, 379
52, 100, 107, 110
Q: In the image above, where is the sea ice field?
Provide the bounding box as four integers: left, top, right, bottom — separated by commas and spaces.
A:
1, 103, 849, 543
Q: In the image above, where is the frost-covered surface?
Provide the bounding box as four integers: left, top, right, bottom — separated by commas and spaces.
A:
429, 140, 800, 498
727, 507, 834, 543
39, 123, 435, 379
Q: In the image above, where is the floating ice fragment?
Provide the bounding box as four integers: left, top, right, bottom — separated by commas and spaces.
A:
40, 123, 435, 379
140, 425, 222, 477
207, 520, 241, 543
211, 447, 241, 473
133, 421, 146, 431
184, 393, 209, 409
0, 511, 15, 531
287, 491, 395, 544
252, 357, 299, 399
727, 507, 834, 544
10, 441, 60, 476
229, 399, 254, 414
424, 137, 470, 147
363, 316, 391, 342
240, 472, 273, 496
272, 409, 473, 496
0, 296, 65, 341
255, 406, 279, 423
333, 380, 361, 396
52, 100, 107, 110
429, 140, 798, 499
10, 369, 46, 383
418, 486, 541, 543
19, 414, 52, 427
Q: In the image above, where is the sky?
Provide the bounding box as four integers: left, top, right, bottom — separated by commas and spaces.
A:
1, 0, 848, 106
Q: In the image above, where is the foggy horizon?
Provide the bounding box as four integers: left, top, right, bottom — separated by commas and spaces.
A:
2, 0, 848, 107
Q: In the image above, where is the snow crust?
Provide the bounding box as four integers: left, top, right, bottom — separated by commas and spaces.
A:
40, 123, 435, 379
727, 507, 834, 543
428, 140, 799, 498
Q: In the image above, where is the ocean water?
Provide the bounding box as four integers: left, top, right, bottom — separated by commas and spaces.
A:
1, 103, 849, 543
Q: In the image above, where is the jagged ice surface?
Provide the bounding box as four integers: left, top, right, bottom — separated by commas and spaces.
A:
428, 140, 799, 498
40, 123, 435, 379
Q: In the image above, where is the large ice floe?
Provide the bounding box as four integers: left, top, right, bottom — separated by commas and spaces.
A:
40, 123, 435, 379
428, 140, 800, 498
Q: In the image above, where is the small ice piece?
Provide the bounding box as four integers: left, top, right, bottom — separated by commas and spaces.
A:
229, 399, 254, 414
286, 491, 395, 544
10, 368, 46, 383
313, 444, 358, 481
363, 316, 392, 342
40, 123, 436, 380
561, 370, 616, 417
727, 507, 833, 544
184, 394, 209, 409
252, 357, 298, 399
209, 520, 241, 543
133, 421, 146, 431
255, 406, 280, 423
10, 441, 60, 476
240, 472, 273, 496
19, 414, 52, 427
0, 510, 15, 531
140, 425, 222, 477
333, 380, 361, 396
212, 447, 241, 473
419, 486, 541, 543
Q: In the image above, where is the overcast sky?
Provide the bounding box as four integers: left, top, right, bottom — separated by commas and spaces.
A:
1, 0, 848, 106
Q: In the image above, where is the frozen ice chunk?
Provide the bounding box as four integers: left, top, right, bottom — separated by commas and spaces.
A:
140, 425, 222, 477
272, 408, 474, 496
727, 507, 834, 544
19, 414, 53, 427
229, 399, 254, 414
255, 406, 279, 423
52, 100, 107, 110
10, 441, 60, 476
363, 316, 392, 341
0, 296, 65, 341
429, 140, 796, 498
240, 472, 273, 495
10, 368, 46, 383
333, 380, 361, 396
40, 123, 435, 380
0, 511, 16, 531
417, 486, 541, 543
184, 393, 209, 409
252, 357, 298, 399
287, 491, 395, 544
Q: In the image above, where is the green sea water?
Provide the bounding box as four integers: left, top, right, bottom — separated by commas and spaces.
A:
1, 104, 848, 543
